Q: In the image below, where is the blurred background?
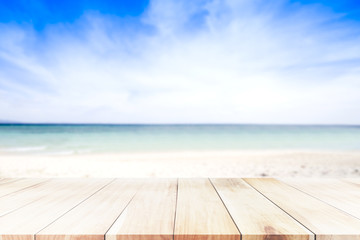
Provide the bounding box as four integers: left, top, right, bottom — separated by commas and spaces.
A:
1, 0, 360, 177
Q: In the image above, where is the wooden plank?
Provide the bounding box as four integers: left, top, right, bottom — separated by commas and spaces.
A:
0, 178, 22, 185
106, 179, 177, 240
281, 178, 360, 220
37, 179, 143, 240
0, 178, 99, 217
0, 179, 53, 217
0, 178, 112, 240
211, 178, 313, 240
245, 178, 360, 240
342, 178, 360, 186
0, 178, 48, 198
174, 178, 239, 240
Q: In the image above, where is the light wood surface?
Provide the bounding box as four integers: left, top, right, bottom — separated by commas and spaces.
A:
174, 178, 240, 240
0, 178, 47, 197
282, 178, 360, 220
1, 178, 360, 240
0, 178, 112, 240
0, 178, 22, 185
37, 179, 143, 240
106, 179, 177, 240
211, 178, 313, 240
342, 178, 360, 186
245, 178, 360, 240
0, 179, 64, 217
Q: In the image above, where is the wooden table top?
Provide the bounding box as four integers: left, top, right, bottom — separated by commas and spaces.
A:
0, 178, 360, 240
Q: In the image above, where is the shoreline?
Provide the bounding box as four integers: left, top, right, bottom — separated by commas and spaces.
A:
1, 150, 360, 178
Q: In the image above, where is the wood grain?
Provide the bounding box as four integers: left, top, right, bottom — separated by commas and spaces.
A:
1, 178, 360, 240
0, 178, 22, 185
211, 178, 313, 240
245, 178, 360, 240
281, 178, 360, 220
37, 179, 143, 240
0, 178, 112, 240
106, 179, 177, 240
0, 178, 47, 198
0, 179, 64, 217
174, 178, 240, 240
342, 178, 360, 186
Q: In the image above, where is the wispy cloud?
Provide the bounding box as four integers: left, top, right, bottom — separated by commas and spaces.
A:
0, 0, 360, 124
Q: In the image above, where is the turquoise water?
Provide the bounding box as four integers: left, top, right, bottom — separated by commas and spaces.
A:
0, 124, 359, 155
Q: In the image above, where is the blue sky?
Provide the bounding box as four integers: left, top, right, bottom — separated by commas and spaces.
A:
0, 0, 360, 124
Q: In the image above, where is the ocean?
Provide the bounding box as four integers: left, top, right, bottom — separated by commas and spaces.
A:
0, 124, 359, 155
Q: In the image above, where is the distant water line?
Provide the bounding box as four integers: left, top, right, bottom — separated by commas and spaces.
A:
0, 124, 360, 155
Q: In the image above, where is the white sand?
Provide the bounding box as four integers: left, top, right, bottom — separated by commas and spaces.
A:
1, 150, 360, 178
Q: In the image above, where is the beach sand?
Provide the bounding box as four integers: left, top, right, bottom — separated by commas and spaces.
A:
1, 150, 360, 178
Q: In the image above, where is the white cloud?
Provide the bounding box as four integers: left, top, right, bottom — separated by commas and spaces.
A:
0, 0, 360, 124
